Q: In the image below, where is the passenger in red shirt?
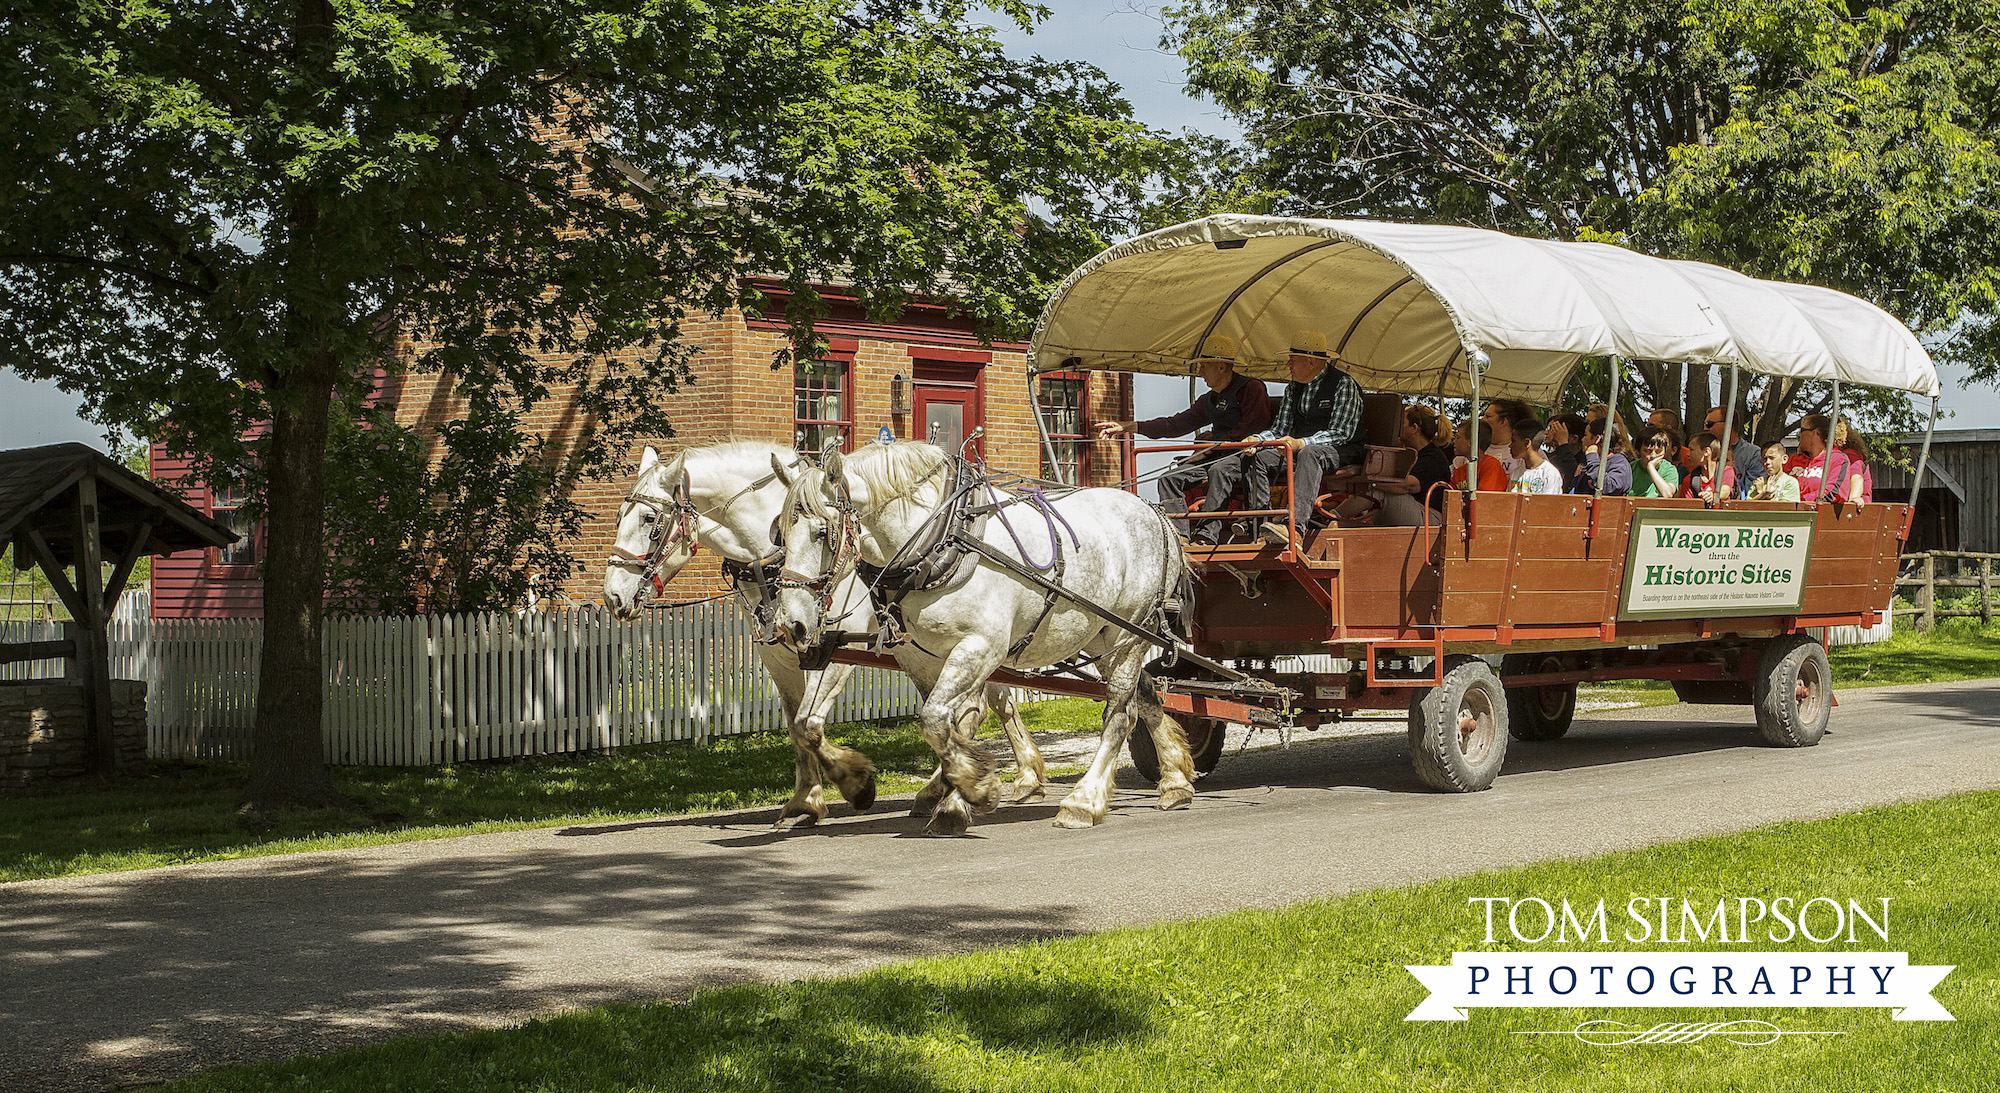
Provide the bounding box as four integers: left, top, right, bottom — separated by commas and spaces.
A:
1785, 413, 1854, 502
1451, 418, 1509, 492
1679, 434, 1736, 503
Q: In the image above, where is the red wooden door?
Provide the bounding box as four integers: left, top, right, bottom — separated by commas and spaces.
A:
912, 360, 984, 459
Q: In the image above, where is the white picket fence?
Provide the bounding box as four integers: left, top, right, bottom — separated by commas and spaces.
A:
0, 598, 923, 766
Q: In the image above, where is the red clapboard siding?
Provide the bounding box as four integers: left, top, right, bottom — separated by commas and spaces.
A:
148, 444, 265, 618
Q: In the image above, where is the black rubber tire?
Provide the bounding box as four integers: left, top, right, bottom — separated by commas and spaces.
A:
1671, 679, 1754, 705
1752, 635, 1833, 747
1499, 652, 1576, 741
1185, 717, 1228, 775
1127, 716, 1228, 784
1407, 654, 1510, 792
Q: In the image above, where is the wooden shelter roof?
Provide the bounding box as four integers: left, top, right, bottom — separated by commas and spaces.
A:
0, 443, 236, 567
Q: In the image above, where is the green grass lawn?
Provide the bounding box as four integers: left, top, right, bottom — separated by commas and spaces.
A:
0, 698, 1105, 883
1827, 619, 2000, 687
159, 789, 1996, 1093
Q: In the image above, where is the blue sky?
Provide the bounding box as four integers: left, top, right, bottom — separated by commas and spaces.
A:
3, 2, 1993, 449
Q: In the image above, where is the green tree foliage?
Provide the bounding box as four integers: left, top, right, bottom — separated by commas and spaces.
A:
1, 0, 1164, 807
320, 407, 591, 617
1166, 0, 2000, 433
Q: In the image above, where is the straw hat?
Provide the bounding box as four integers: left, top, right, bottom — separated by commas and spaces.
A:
1290, 330, 1330, 357
1192, 334, 1238, 363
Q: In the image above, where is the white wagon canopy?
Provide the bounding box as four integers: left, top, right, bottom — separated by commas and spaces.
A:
1028, 214, 1940, 403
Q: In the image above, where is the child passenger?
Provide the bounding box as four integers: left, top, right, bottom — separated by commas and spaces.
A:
1452, 419, 1510, 492
1632, 428, 1682, 498
1679, 434, 1735, 502
1508, 415, 1564, 494
1746, 442, 1802, 502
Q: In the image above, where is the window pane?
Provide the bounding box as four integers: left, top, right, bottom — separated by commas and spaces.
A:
793, 358, 851, 453
1042, 439, 1083, 482
1038, 377, 1084, 436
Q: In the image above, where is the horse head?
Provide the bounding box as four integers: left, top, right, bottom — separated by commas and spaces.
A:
768, 449, 865, 654
602, 445, 697, 620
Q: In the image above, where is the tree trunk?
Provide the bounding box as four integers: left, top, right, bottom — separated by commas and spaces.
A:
1683, 364, 1709, 437
244, 363, 349, 811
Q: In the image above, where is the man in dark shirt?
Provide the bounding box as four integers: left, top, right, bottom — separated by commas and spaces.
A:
1201, 332, 1365, 546
1703, 407, 1763, 490
1097, 338, 1273, 542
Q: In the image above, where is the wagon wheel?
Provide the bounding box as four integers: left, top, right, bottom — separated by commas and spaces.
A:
1499, 652, 1577, 741
1407, 655, 1509, 792
1126, 716, 1228, 784
1751, 635, 1832, 747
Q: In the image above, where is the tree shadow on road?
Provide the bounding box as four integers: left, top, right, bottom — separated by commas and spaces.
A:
0, 835, 1112, 1092
1177, 712, 1770, 796
1859, 683, 2000, 727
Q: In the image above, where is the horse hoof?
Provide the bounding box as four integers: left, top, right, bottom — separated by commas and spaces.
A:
773, 809, 822, 830
1052, 805, 1102, 829
851, 774, 877, 811
965, 779, 1002, 816
1009, 783, 1046, 805
1156, 786, 1194, 811
926, 802, 973, 836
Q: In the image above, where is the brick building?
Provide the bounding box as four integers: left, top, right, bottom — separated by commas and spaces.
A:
149, 283, 1134, 617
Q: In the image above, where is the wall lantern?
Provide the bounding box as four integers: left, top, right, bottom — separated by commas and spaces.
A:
890, 372, 910, 414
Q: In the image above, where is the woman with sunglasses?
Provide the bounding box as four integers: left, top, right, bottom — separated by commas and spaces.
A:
1784, 413, 1854, 502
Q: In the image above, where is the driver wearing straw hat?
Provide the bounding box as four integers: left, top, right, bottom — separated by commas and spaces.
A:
1203, 330, 1364, 547
1095, 334, 1273, 543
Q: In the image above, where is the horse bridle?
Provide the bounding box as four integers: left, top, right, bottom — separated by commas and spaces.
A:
606, 476, 699, 601
773, 475, 861, 626
608, 459, 806, 607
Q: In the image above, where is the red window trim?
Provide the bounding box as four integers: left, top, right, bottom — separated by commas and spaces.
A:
1037, 371, 1091, 482
794, 348, 857, 454
905, 344, 992, 365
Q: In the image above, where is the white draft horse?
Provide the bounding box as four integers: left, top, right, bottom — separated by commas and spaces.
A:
771, 441, 1197, 834
602, 442, 1043, 826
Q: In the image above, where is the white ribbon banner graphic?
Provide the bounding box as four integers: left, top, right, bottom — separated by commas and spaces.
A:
1405, 952, 1954, 1022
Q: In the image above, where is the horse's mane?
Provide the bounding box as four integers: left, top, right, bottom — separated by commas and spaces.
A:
652, 440, 796, 493
843, 442, 952, 508
784, 441, 951, 520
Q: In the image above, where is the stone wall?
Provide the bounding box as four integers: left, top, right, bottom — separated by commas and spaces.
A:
0, 681, 148, 789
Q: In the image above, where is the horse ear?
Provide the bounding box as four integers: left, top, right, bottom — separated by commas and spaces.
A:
639, 446, 660, 477
770, 454, 796, 488
824, 449, 856, 504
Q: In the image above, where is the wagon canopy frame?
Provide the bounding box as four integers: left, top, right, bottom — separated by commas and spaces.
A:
1027, 214, 1941, 404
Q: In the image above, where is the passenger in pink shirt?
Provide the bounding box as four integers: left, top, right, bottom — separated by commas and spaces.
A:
1831, 418, 1873, 504
1784, 413, 1854, 502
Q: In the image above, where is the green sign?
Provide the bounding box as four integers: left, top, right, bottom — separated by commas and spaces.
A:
1618, 509, 1818, 621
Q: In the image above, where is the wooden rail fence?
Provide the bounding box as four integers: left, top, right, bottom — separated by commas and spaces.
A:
1, 601, 923, 766
1897, 551, 1999, 632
